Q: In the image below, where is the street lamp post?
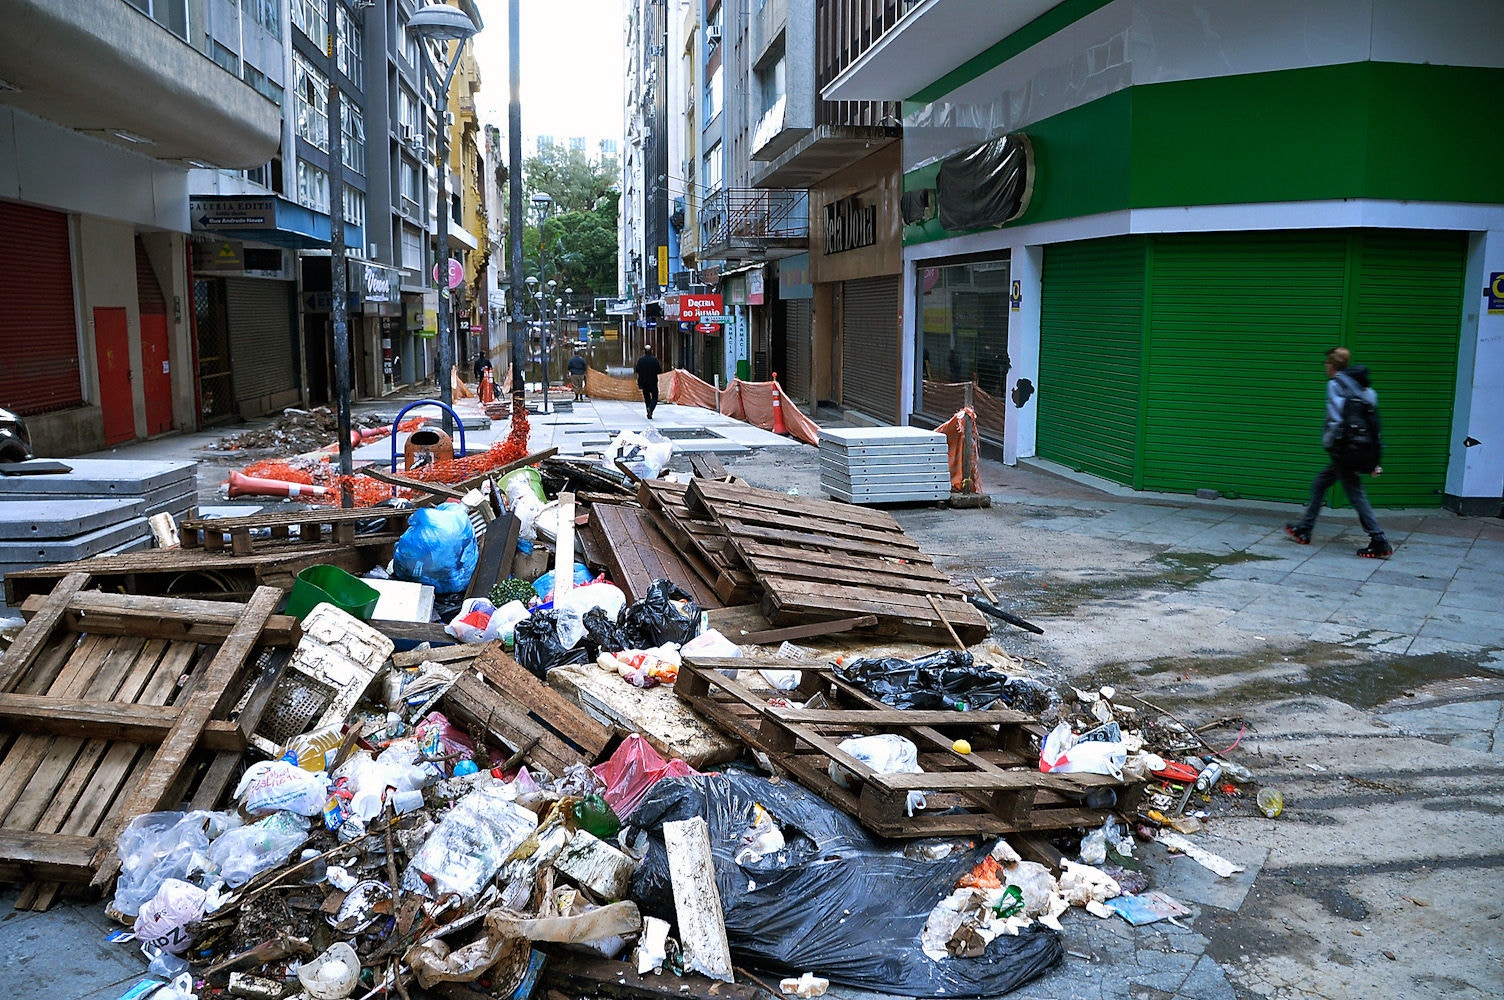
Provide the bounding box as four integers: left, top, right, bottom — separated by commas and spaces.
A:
529, 193, 554, 413
408, 3, 478, 432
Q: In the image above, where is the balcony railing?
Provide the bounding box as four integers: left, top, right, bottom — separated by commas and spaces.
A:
699, 188, 809, 258
817, 99, 903, 128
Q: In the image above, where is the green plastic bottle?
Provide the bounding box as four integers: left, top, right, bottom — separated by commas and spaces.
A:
572, 793, 621, 839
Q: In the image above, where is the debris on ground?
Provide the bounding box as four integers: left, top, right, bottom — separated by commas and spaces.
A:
0, 397, 1285, 1000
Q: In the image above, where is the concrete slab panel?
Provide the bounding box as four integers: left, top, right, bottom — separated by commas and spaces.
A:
0, 517, 149, 563
0, 497, 144, 539
0, 459, 196, 495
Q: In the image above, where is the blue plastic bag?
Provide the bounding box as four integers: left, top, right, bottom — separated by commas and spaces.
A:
393, 504, 478, 594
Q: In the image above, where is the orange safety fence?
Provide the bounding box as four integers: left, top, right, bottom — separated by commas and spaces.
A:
714, 375, 821, 446
237, 406, 534, 508
936, 405, 981, 493
579, 367, 819, 446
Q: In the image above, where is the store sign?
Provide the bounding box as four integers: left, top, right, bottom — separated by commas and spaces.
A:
680, 293, 723, 320
695, 322, 722, 334
747, 267, 765, 305
663, 296, 682, 320
824, 196, 876, 255
1489, 272, 1504, 314
778, 253, 812, 300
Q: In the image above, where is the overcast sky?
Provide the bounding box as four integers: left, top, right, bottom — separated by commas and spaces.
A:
470, 0, 626, 146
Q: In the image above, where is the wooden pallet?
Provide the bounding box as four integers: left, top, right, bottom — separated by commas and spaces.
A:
682, 479, 989, 645
3, 536, 401, 606
636, 480, 756, 603
179, 506, 414, 555
0, 574, 298, 907
676, 655, 1140, 839
586, 502, 722, 607
439, 643, 612, 777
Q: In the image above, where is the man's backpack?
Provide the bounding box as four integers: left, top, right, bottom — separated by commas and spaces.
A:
1332, 381, 1382, 474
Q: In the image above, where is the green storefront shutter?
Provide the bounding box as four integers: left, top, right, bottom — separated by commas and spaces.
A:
1038, 237, 1145, 485
1347, 231, 1464, 508
1141, 232, 1350, 500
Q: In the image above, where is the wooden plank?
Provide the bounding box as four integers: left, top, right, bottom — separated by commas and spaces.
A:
0, 694, 186, 743
359, 465, 467, 500
392, 643, 482, 669
0, 830, 99, 883
592, 503, 721, 607
90, 586, 284, 888
662, 817, 734, 983
0, 572, 89, 693
471, 645, 611, 761
708, 505, 916, 549
732, 615, 878, 645
553, 492, 577, 600
714, 519, 924, 561
687, 453, 730, 479
442, 672, 577, 777
733, 539, 951, 583
688, 478, 904, 532
466, 511, 518, 600
18, 592, 300, 646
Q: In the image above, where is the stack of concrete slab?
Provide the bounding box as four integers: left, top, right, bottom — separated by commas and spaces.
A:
818, 426, 951, 504
0, 460, 198, 582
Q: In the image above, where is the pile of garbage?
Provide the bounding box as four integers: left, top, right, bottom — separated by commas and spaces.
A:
209, 408, 394, 457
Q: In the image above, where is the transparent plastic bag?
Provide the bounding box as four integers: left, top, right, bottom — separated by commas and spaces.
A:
207, 811, 311, 887
404, 782, 538, 901
113, 811, 232, 918
234, 759, 329, 816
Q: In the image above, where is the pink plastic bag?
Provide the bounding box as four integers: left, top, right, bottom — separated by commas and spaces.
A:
593, 734, 699, 820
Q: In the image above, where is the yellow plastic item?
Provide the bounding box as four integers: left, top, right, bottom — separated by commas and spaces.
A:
284, 724, 345, 772
952, 739, 972, 755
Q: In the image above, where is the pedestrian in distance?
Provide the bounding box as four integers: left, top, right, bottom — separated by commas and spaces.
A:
472, 352, 485, 383
1285, 346, 1393, 558
635, 344, 663, 419
567, 348, 588, 401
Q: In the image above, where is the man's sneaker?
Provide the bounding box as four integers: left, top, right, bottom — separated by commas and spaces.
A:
1284, 523, 1310, 545
1357, 538, 1393, 559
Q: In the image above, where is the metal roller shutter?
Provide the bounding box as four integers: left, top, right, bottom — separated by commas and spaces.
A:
226, 278, 298, 412
782, 298, 812, 404
840, 275, 900, 423
1038, 237, 1145, 484
0, 200, 81, 415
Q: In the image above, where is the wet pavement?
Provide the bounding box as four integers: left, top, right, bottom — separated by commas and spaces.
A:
5, 388, 1503, 1000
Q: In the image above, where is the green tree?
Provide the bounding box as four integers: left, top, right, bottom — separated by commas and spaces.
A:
499, 144, 620, 314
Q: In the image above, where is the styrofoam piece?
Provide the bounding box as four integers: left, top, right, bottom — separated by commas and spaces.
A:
553, 830, 637, 901
366, 578, 435, 623
0, 519, 151, 563
0, 459, 196, 495
0, 498, 145, 540
663, 817, 734, 982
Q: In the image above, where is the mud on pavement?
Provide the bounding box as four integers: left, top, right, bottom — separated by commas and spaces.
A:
722, 443, 1504, 1000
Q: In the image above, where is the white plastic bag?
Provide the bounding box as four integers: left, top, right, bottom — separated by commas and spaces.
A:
134, 879, 208, 955
207, 811, 310, 887
607, 427, 675, 479
446, 597, 505, 644
554, 582, 628, 621
681, 629, 741, 660
829, 734, 927, 815
1039, 721, 1127, 779
235, 759, 330, 816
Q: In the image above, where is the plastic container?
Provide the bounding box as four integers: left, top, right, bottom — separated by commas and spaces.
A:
284, 565, 380, 621
1256, 788, 1284, 818
284, 724, 345, 772
499, 467, 547, 505
298, 941, 360, 999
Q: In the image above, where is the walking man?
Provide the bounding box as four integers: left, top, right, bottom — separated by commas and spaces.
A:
1285, 347, 1393, 558
635, 343, 663, 419
567, 348, 588, 401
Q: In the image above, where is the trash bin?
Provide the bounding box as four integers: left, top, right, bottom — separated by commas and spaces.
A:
284, 564, 381, 621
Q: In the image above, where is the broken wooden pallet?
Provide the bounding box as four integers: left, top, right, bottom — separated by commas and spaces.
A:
676, 655, 1140, 839
636, 480, 756, 603
682, 478, 989, 645
439, 642, 612, 777
179, 506, 414, 555
588, 498, 723, 607
0, 574, 298, 907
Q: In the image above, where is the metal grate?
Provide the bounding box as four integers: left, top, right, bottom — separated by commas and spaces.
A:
655, 427, 725, 441
194, 278, 236, 423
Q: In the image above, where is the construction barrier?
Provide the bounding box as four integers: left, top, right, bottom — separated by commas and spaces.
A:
578, 367, 820, 446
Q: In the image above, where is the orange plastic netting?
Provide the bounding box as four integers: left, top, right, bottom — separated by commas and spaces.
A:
936, 405, 981, 493
239, 406, 533, 507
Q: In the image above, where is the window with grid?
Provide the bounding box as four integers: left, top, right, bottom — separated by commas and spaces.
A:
342, 104, 365, 174
296, 159, 330, 213
336, 4, 364, 83
343, 186, 365, 229
294, 52, 329, 151
292, 0, 329, 49
251, 0, 281, 41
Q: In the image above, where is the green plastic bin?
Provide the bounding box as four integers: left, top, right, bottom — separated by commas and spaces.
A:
284, 564, 381, 621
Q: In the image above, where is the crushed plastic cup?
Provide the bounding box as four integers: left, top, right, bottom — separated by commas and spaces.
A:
1256, 788, 1284, 818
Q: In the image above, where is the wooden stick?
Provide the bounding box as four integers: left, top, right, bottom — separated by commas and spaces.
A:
973, 575, 999, 604
927, 594, 966, 651
1124, 692, 1224, 757
553, 492, 577, 600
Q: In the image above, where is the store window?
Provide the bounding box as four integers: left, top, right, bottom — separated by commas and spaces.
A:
916, 258, 1011, 438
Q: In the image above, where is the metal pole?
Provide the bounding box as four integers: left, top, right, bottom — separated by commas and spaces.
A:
541, 237, 550, 414
507, 0, 527, 408
434, 52, 454, 433
328, 1, 353, 499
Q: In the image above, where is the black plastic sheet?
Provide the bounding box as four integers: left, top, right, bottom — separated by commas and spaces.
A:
937, 133, 1034, 232
629, 772, 1062, 997
834, 650, 1059, 716
620, 580, 701, 649
581, 607, 629, 656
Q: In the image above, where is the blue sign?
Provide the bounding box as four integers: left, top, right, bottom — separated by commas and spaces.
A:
1489, 272, 1504, 314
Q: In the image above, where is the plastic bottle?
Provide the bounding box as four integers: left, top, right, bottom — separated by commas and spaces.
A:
286, 725, 344, 772
572, 793, 621, 839
1221, 761, 1254, 784
1194, 762, 1223, 794
1256, 788, 1284, 818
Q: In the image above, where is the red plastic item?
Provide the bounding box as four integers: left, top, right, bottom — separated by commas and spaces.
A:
593, 734, 700, 820
957, 855, 1003, 890
1152, 761, 1201, 783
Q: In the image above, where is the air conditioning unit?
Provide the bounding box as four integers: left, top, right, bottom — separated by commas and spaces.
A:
706, 25, 721, 42
400, 124, 416, 143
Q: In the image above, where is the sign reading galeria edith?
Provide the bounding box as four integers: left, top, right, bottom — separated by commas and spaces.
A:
825, 196, 876, 255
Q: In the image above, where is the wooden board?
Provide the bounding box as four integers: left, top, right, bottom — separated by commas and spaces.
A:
465, 511, 520, 600
548, 664, 741, 769
588, 502, 722, 608
0, 575, 295, 903
439, 643, 612, 777
675, 655, 1142, 840
636, 480, 756, 603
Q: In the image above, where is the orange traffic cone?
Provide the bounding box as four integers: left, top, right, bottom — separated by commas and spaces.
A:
227, 471, 328, 499
770, 372, 787, 436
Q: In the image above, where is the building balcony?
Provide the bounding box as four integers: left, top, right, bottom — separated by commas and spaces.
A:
753, 100, 901, 188
0, 0, 280, 168
697, 188, 809, 263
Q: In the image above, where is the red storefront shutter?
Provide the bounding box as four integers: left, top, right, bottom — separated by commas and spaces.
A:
0, 199, 82, 415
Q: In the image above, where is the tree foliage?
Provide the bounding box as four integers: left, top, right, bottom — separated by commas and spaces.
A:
508, 145, 619, 308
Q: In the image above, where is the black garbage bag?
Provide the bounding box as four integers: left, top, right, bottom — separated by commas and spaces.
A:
581, 606, 629, 656
628, 772, 1062, 997
835, 649, 1059, 716
513, 610, 590, 678
620, 580, 701, 649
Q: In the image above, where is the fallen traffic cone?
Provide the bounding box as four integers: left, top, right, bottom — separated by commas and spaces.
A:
770, 372, 787, 436
227, 471, 328, 499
